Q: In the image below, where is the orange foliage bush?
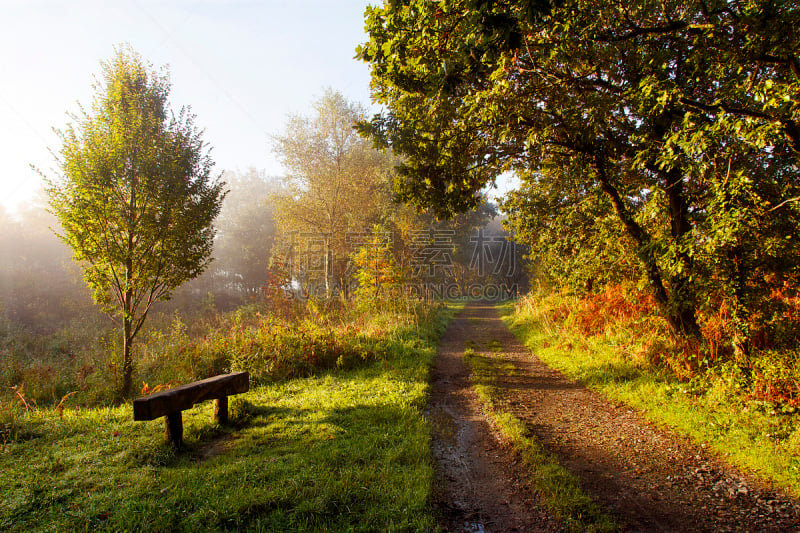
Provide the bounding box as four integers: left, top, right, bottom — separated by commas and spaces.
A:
551, 304, 571, 324
260, 262, 296, 320
767, 275, 800, 321
573, 284, 659, 336
746, 345, 800, 407
749, 373, 800, 407
698, 301, 734, 365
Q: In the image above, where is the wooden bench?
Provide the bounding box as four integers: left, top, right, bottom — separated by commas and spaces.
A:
133, 372, 249, 446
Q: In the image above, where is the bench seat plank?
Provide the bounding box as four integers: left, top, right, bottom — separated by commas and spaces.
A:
133, 371, 249, 421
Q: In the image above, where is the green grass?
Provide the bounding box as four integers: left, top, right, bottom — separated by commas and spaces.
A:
0, 303, 459, 532
500, 299, 800, 499
463, 347, 617, 533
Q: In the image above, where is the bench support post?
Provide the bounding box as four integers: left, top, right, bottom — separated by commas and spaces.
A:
213, 397, 228, 425
165, 411, 183, 446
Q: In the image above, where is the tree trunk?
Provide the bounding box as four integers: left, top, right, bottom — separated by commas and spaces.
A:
664, 170, 702, 338
323, 234, 331, 298
121, 257, 135, 399
594, 157, 700, 337
120, 181, 137, 399
122, 298, 134, 399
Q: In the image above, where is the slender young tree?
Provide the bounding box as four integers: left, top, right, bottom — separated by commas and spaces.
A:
44, 45, 226, 398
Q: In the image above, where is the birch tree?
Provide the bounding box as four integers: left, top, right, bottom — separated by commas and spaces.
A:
271, 89, 394, 297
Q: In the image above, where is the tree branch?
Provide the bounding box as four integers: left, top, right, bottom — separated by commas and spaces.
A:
678, 96, 800, 152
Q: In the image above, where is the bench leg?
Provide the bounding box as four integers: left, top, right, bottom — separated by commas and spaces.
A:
165, 412, 183, 446
213, 397, 228, 425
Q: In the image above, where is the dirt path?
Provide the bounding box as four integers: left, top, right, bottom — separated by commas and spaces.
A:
429, 302, 800, 532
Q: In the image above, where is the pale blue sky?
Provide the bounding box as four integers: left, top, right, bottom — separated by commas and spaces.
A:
0, 0, 376, 213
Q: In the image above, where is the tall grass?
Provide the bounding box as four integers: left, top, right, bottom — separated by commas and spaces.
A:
0, 296, 446, 408
0, 314, 119, 406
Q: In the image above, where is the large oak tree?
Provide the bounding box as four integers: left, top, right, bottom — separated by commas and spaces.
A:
359, 0, 800, 360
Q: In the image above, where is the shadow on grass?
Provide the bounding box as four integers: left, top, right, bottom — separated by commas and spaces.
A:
326, 403, 411, 430
134, 401, 315, 467
205, 402, 428, 531
574, 361, 648, 388
3, 397, 432, 531
229, 399, 306, 428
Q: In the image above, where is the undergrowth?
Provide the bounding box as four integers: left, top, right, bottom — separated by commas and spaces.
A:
0, 297, 442, 409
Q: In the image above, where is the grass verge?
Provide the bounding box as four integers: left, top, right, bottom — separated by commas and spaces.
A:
0, 302, 458, 532
500, 298, 800, 499
463, 347, 617, 532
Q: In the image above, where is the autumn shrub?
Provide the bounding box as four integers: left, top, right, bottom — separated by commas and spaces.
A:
697, 300, 735, 364
750, 275, 800, 350
0, 305, 231, 407
0, 315, 117, 406
514, 290, 578, 339
227, 320, 379, 383
1, 291, 442, 406
260, 262, 302, 321
524, 285, 730, 380
693, 278, 800, 403
644, 337, 711, 381
133, 296, 438, 388
517, 284, 800, 404
571, 284, 661, 337
748, 350, 800, 407
225, 296, 440, 383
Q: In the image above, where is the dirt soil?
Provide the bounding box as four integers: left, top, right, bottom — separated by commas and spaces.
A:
428, 302, 800, 532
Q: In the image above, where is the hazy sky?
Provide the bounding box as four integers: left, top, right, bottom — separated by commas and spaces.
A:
0, 0, 376, 213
